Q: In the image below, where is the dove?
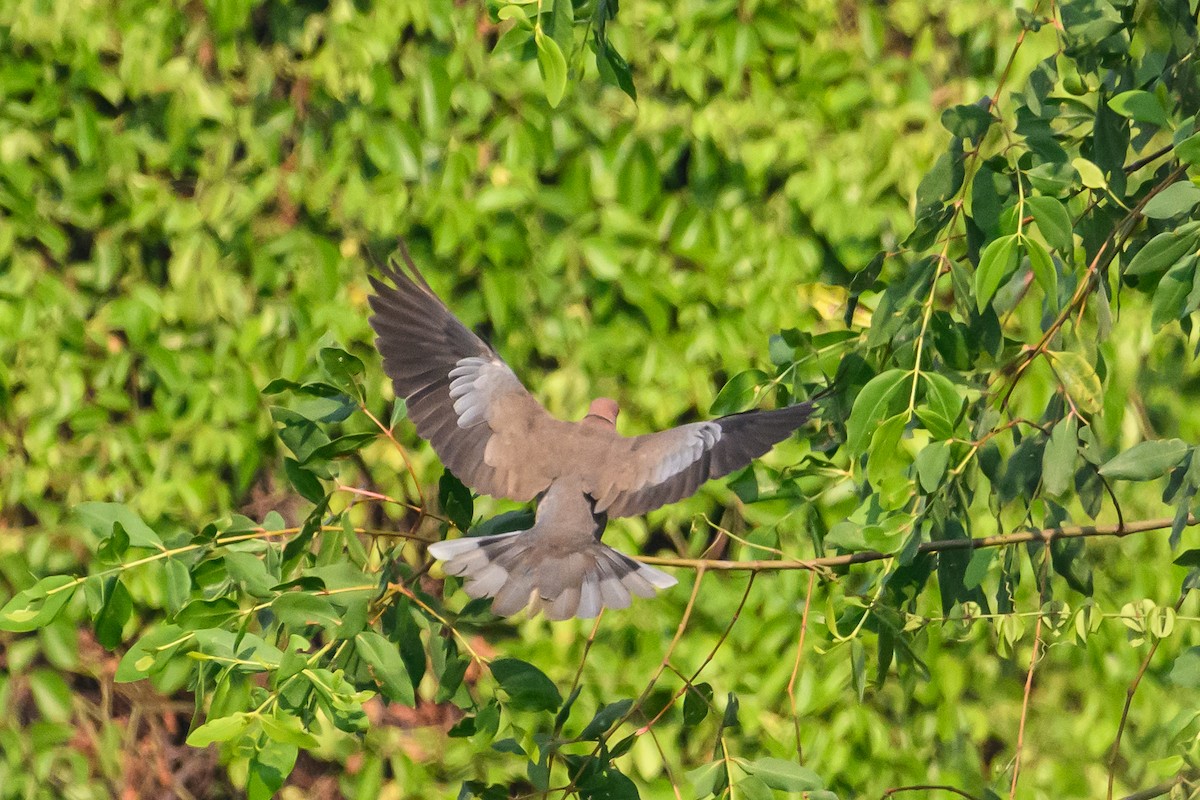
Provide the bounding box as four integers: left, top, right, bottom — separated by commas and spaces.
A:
368, 251, 817, 620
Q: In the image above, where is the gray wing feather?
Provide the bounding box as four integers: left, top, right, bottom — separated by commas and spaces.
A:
594, 402, 816, 518
368, 259, 555, 502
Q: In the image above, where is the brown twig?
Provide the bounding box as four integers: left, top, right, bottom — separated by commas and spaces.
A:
552, 569, 708, 800
786, 569, 817, 759
1010, 548, 1050, 798
637, 515, 1198, 573
360, 403, 429, 530
636, 574, 758, 735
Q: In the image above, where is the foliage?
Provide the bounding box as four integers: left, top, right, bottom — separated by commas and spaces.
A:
5, 0, 1200, 799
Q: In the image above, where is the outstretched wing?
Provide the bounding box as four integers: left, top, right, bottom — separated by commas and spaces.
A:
590, 402, 816, 518
368, 253, 558, 502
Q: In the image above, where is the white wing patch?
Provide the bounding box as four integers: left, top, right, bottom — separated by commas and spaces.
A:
448, 355, 517, 429
648, 422, 722, 485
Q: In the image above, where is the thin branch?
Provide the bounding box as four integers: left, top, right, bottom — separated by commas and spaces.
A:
640, 716, 685, 800
636, 574, 757, 735
1124, 143, 1175, 173
637, 515, 1198, 573
882, 785, 985, 800
1010, 550, 1049, 799
554, 570, 708, 800
360, 402, 428, 527
786, 570, 817, 760
1106, 591, 1191, 800
1119, 771, 1198, 800
1000, 162, 1189, 410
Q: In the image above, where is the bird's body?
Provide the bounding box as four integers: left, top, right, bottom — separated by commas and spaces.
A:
368, 252, 817, 620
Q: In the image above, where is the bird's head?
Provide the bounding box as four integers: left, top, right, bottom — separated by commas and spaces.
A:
586, 397, 620, 425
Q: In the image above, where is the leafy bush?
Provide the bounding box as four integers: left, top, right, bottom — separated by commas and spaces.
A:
4, 0, 1200, 799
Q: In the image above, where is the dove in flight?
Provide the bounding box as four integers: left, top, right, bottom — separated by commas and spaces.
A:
368, 252, 817, 621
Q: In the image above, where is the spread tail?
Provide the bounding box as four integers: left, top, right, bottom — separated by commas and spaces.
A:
428, 531, 676, 620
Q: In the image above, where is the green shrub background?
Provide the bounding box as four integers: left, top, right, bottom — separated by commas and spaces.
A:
3, 0, 1200, 798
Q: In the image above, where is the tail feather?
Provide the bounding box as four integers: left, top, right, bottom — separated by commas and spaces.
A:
429, 532, 520, 562
429, 530, 676, 620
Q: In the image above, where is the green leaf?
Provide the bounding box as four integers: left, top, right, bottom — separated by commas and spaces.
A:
579, 699, 633, 740
850, 639, 866, 701
95, 578, 133, 649
1174, 549, 1200, 568
1126, 224, 1200, 276
355, 631, 416, 706
247, 739, 298, 800
682, 682, 714, 727
736, 776, 775, 800
866, 413, 908, 495
284, 458, 326, 504
1099, 439, 1189, 481
225, 552, 277, 599
1143, 182, 1200, 220
270, 407, 332, 463
1051, 537, 1094, 596
164, 558, 191, 614
272, 593, 342, 634
846, 369, 907, 454
578, 769, 639, 799
963, 548, 996, 590
1027, 196, 1073, 252
0, 575, 78, 632
1073, 157, 1106, 190
595, 37, 636, 101
1169, 647, 1200, 688
491, 658, 562, 712
1176, 132, 1200, 167
535, 28, 568, 108
439, 469, 475, 531
469, 509, 537, 538
720, 692, 740, 730
116, 624, 188, 682
1109, 90, 1170, 128
497, 5, 532, 24
920, 372, 964, 432
318, 347, 366, 400
741, 758, 824, 792
688, 762, 724, 798
975, 234, 1021, 311
307, 432, 378, 462
1026, 239, 1058, 303
915, 139, 965, 214
175, 597, 241, 629
259, 712, 319, 748
939, 103, 994, 141
1046, 351, 1103, 415
710, 369, 768, 416
1151, 257, 1198, 331
1041, 416, 1078, 496
75, 502, 161, 549
186, 712, 252, 747
389, 399, 408, 429
915, 441, 950, 493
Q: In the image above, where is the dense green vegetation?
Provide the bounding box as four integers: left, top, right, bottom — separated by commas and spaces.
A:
3, 0, 1200, 798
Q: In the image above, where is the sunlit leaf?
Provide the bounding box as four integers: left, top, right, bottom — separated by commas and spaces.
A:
975, 234, 1021, 312
534, 29, 568, 107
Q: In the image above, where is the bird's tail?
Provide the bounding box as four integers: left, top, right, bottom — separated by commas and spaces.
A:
428, 531, 677, 621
